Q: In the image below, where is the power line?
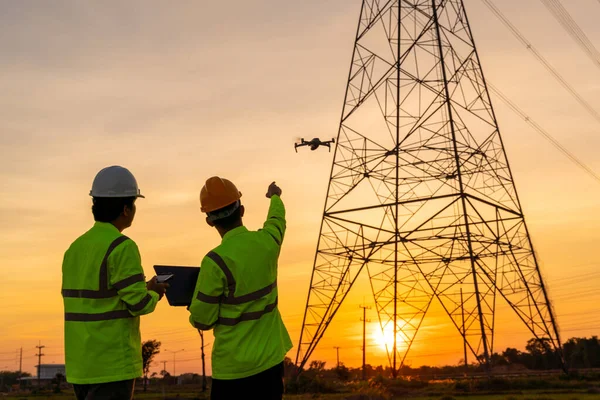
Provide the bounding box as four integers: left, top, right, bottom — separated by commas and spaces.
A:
487, 82, 600, 183
539, 0, 600, 69
480, 0, 600, 124
551, 270, 600, 283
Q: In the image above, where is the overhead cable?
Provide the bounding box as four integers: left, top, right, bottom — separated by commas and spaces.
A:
539, 0, 600, 69
480, 0, 600, 124
487, 82, 600, 184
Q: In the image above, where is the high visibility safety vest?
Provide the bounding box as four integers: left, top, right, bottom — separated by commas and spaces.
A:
189, 195, 293, 380
62, 222, 160, 385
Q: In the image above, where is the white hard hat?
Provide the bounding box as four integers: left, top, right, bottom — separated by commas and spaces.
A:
90, 166, 145, 198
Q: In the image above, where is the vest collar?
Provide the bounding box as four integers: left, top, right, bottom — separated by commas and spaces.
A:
93, 221, 121, 234
222, 226, 248, 242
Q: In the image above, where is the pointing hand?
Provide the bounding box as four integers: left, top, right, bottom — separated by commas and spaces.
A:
266, 182, 282, 198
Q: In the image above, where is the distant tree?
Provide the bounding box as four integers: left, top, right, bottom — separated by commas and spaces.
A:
283, 356, 294, 370
52, 373, 65, 394
0, 371, 31, 388
283, 357, 299, 381
525, 338, 559, 370
334, 363, 350, 381
363, 364, 375, 379
502, 347, 523, 365
563, 336, 600, 369
308, 360, 326, 372
142, 340, 161, 392
490, 352, 508, 366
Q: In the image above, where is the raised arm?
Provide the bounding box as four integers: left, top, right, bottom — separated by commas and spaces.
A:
262, 182, 286, 246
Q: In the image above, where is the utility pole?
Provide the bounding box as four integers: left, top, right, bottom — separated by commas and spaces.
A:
333, 346, 341, 368
161, 361, 168, 375
199, 331, 207, 392
360, 305, 371, 380
165, 349, 184, 378
19, 347, 22, 379
35, 342, 45, 388
461, 288, 468, 374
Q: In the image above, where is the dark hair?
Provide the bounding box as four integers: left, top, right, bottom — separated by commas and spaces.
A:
210, 203, 243, 230
92, 197, 136, 222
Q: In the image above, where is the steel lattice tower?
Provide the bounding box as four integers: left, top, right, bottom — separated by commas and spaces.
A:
296, 0, 563, 375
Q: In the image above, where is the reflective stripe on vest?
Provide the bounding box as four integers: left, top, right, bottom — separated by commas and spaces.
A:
61, 274, 145, 299
65, 310, 132, 322
218, 296, 278, 326
205, 251, 236, 299
197, 251, 278, 326
63, 236, 138, 322
193, 298, 279, 329
193, 320, 216, 330
197, 280, 278, 305
62, 236, 131, 299
126, 293, 152, 312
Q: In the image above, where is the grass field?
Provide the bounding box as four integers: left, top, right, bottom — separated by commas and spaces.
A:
3, 392, 600, 400
4, 374, 600, 400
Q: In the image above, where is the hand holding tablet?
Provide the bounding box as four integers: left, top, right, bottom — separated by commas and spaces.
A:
153, 265, 201, 307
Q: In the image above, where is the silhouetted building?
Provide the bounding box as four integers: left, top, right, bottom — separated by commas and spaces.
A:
19, 364, 65, 386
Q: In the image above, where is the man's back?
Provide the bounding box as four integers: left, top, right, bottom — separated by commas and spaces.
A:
62, 222, 159, 384
189, 195, 292, 380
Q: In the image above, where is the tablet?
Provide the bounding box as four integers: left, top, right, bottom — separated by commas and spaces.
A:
153, 265, 200, 307
156, 274, 174, 283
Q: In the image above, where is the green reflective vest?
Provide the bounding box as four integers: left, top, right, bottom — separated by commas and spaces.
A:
62, 222, 159, 384
189, 195, 293, 380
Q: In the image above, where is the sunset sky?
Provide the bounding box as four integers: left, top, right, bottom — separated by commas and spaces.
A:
1, 0, 600, 377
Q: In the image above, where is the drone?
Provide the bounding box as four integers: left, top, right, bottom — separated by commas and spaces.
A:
294, 138, 336, 152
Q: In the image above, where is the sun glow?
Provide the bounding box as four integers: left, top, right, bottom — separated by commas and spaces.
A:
373, 324, 409, 352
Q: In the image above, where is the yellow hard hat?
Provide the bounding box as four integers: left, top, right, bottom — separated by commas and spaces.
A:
200, 177, 242, 213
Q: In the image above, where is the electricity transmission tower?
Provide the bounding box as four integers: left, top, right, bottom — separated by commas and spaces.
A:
296, 0, 563, 376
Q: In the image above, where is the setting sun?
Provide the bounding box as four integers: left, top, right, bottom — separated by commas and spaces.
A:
373, 324, 409, 352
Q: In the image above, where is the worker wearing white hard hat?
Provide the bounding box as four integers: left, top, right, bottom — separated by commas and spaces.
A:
89, 165, 146, 198
61, 165, 168, 400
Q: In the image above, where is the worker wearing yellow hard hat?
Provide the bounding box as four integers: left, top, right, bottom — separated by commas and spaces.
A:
189, 176, 292, 400
62, 166, 169, 400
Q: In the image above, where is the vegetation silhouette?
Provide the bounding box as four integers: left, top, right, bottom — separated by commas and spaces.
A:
142, 340, 161, 392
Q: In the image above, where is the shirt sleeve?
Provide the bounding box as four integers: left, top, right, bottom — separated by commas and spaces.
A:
109, 240, 159, 317
261, 195, 286, 246
189, 255, 227, 330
